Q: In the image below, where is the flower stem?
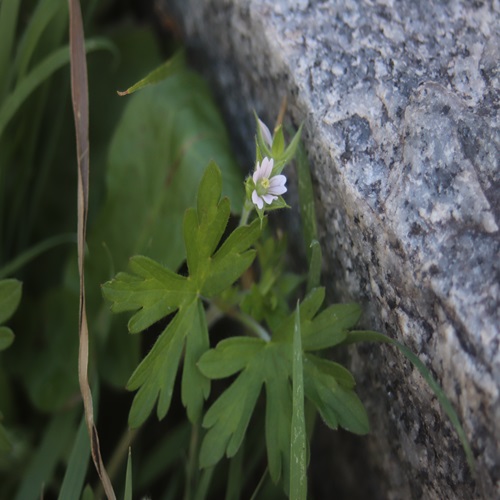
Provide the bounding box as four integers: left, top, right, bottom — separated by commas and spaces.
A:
211, 298, 271, 342
239, 199, 253, 227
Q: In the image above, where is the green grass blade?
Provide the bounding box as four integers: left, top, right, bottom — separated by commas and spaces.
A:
306, 240, 322, 292
0, 233, 76, 279
0, 37, 113, 139
123, 448, 132, 500
0, 0, 20, 98
12, 0, 63, 81
14, 411, 76, 500
290, 302, 307, 499
297, 140, 318, 265
117, 50, 185, 96
344, 330, 476, 473
136, 422, 190, 489
58, 413, 91, 500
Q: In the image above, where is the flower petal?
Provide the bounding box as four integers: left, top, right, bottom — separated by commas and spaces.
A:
261, 157, 274, 178
252, 190, 264, 209
253, 162, 263, 183
262, 194, 277, 205
268, 175, 287, 195
258, 118, 273, 147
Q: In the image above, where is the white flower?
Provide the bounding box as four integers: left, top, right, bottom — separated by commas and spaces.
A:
258, 118, 273, 147
251, 157, 287, 210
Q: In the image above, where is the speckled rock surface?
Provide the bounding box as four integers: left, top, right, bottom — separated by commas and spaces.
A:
164, 0, 499, 497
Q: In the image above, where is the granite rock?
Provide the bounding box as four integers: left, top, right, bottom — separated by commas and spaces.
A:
164, 0, 499, 497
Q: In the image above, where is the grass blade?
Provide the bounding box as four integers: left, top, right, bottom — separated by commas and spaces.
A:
290, 302, 307, 499
13, 0, 63, 81
123, 449, 133, 500
343, 330, 476, 473
58, 414, 91, 500
116, 50, 184, 96
306, 239, 322, 292
14, 411, 76, 500
296, 140, 318, 265
0, 37, 113, 139
0, 233, 75, 279
0, 0, 20, 98
68, 0, 115, 498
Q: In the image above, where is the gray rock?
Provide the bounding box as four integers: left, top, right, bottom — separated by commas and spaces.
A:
164, 0, 499, 497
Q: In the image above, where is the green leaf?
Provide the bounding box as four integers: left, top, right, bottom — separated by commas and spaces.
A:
290, 303, 307, 499
273, 287, 325, 342
127, 300, 198, 428
12, 0, 64, 81
0, 0, 20, 98
0, 279, 21, 324
301, 303, 361, 351
272, 124, 303, 174
104, 161, 261, 427
306, 240, 322, 293
102, 255, 195, 334
15, 411, 76, 500
304, 356, 369, 435
198, 337, 266, 379
271, 125, 285, 158
58, 414, 91, 500
0, 233, 75, 279
0, 327, 14, 351
296, 139, 318, 264
200, 365, 264, 468
0, 38, 114, 139
117, 50, 185, 95
342, 330, 476, 473
124, 448, 133, 500
181, 301, 210, 423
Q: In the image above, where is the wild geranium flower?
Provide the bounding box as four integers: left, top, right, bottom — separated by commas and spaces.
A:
251, 157, 287, 210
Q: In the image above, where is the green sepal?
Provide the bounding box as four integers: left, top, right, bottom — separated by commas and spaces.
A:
272, 124, 303, 174
271, 125, 285, 158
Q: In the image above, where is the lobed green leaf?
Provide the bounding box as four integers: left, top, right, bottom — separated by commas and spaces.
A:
304, 359, 369, 435
127, 301, 197, 428
181, 300, 211, 423
301, 303, 360, 351
102, 256, 195, 333
198, 337, 265, 379
200, 367, 263, 468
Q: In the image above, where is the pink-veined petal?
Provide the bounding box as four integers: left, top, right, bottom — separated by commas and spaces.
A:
262, 193, 277, 205
268, 175, 287, 195
252, 190, 264, 209
253, 163, 263, 183
260, 157, 274, 178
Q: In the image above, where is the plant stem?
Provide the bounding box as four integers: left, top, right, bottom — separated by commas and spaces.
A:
184, 422, 200, 500
211, 298, 271, 342
238, 199, 253, 227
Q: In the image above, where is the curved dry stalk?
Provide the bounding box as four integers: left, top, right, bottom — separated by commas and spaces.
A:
68, 0, 116, 498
